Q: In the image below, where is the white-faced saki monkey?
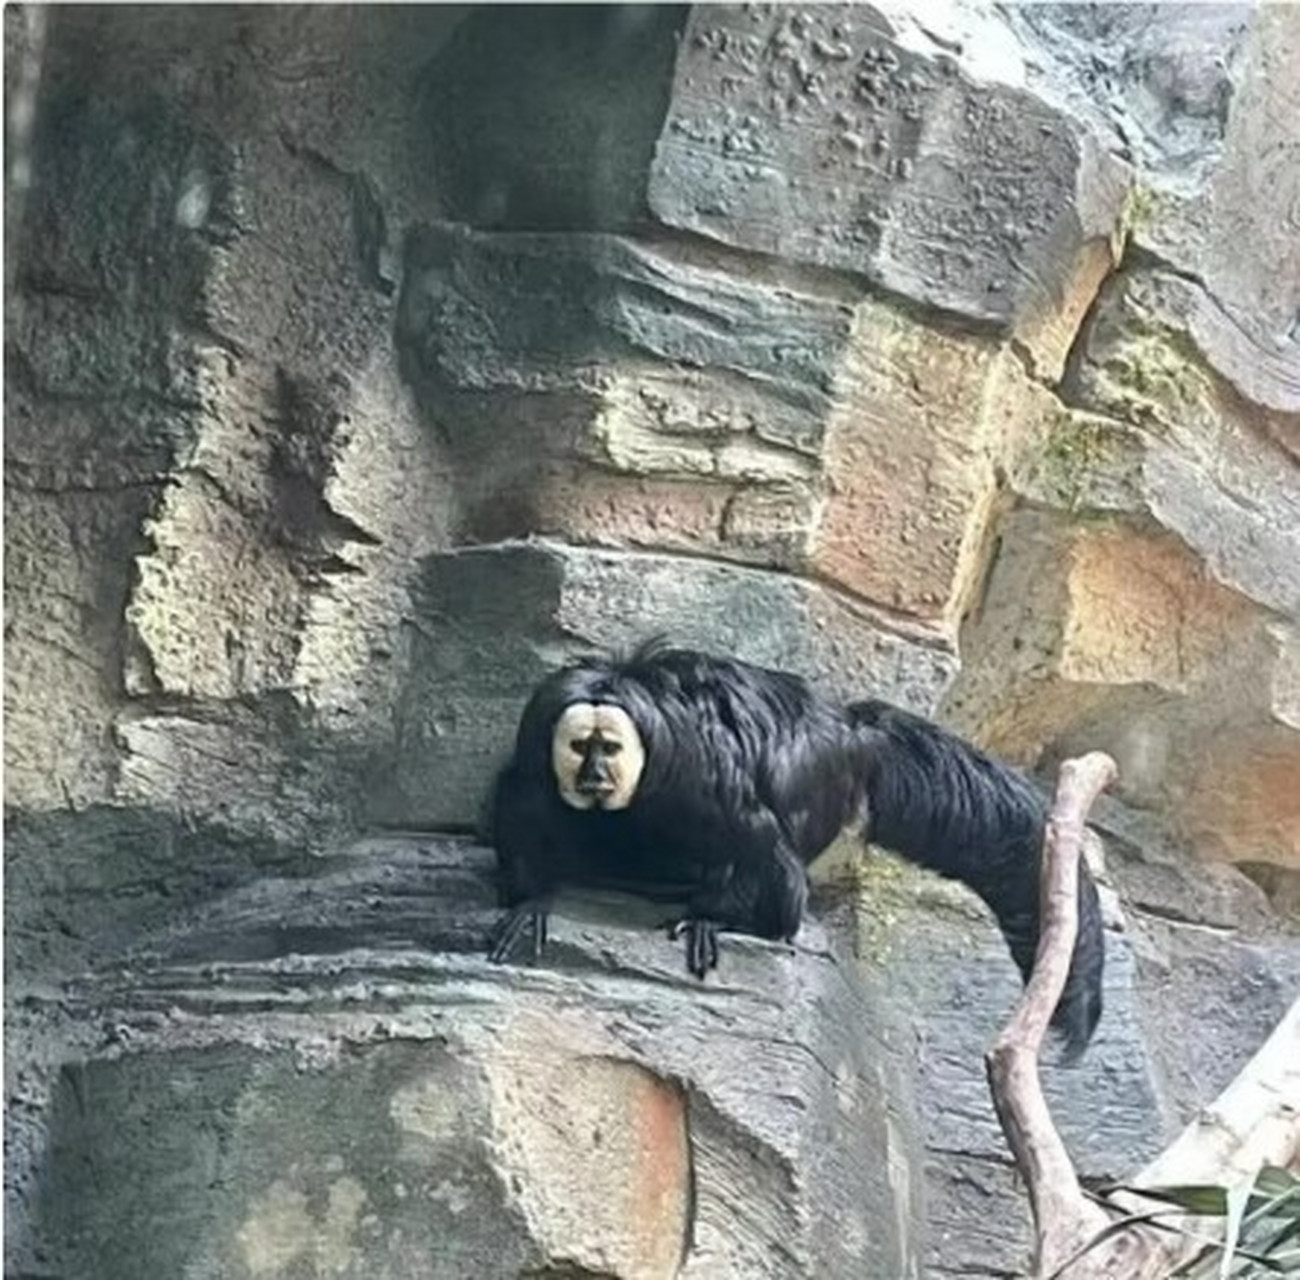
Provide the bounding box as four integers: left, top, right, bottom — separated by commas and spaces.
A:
487, 639, 1105, 1054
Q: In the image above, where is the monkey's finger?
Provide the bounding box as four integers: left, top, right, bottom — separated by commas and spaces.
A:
696, 922, 717, 980
488, 903, 544, 964
486, 911, 521, 963
679, 922, 699, 977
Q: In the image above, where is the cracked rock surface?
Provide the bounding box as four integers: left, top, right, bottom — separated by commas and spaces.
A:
6, 5, 1299, 1277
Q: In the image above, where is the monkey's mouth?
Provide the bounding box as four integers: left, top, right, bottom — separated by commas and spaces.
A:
576, 782, 616, 805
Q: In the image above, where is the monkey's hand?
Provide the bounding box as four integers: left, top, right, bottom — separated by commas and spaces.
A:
667, 917, 722, 979
487, 900, 549, 965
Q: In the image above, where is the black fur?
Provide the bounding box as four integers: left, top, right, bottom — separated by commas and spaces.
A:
489, 640, 1105, 1054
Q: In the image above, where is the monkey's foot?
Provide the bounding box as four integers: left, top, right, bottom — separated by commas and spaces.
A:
487, 901, 549, 964
667, 917, 721, 979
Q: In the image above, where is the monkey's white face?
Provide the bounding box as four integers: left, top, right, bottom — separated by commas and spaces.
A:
551, 702, 646, 811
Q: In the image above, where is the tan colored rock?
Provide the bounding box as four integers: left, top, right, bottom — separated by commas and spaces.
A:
291, 345, 452, 735
1175, 727, 1300, 869
948, 510, 1271, 736
816, 310, 994, 624
465, 465, 743, 558
488, 1039, 690, 1280
816, 318, 1068, 633
462, 463, 822, 575
1013, 234, 1124, 383
946, 510, 1300, 867
1057, 524, 1256, 691
126, 473, 307, 701
404, 228, 1091, 638
2, 489, 138, 810
817, 310, 1009, 630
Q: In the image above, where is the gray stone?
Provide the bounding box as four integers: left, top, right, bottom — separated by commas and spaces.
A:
1007, 4, 1253, 191
16, 837, 918, 1280
420, 5, 685, 231
397, 222, 853, 450
1048, 267, 1300, 618
1089, 798, 1282, 936
852, 853, 1170, 1278
1129, 918, 1300, 1128
649, 4, 1129, 328
36, 1043, 542, 1280
7, 6, 1300, 1278
1011, 4, 1299, 413
2, 806, 318, 991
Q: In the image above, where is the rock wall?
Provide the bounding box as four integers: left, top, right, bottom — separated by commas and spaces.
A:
5, 5, 1298, 1278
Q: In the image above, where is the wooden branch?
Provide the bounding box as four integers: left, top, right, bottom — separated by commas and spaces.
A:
986, 750, 1300, 1279
985, 751, 1117, 1278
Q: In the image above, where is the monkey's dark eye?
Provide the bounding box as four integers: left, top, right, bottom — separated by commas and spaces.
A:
599, 740, 622, 757
570, 740, 588, 754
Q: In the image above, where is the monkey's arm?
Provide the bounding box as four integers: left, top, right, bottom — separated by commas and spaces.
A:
486, 765, 559, 964
670, 805, 809, 977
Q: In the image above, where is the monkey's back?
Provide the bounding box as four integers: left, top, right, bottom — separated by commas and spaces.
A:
613, 648, 869, 863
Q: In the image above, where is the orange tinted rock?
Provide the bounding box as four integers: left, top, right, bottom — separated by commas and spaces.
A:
1175, 728, 1300, 869
814, 313, 1058, 634
946, 511, 1300, 867
489, 1048, 690, 1280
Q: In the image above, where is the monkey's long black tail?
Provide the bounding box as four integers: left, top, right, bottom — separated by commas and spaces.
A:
847, 700, 1105, 1057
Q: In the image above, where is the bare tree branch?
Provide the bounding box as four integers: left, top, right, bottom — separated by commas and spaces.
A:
985, 751, 1117, 1277
986, 751, 1300, 1279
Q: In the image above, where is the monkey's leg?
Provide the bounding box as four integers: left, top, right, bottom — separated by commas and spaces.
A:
487, 898, 550, 964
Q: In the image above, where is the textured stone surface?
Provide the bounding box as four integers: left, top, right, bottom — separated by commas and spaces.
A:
1015, 3, 1299, 412
1054, 267, 1300, 617
395, 223, 850, 580
4, 5, 454, 841
378, 540, 959, 829
852, 838, 1300, 1279
1007, 4, 1254, 188
421, 5, 686, 231
950, 249, 1300, 868
14, 838, 916, 1280
944, 510, 1300, 865
853, 852, 1162, 1277
650, 5, 1129, 332
398, 226, 1073, 632
811, 312, 1052, 627
7, 4, 1300, 1278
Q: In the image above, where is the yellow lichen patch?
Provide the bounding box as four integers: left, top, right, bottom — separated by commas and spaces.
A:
852, 847, 911, 969
1038, 417, 1125, 512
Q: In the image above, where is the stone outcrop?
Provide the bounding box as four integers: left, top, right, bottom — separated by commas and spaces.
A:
19, 840, 917, 1279
6, 4, 1299, 1278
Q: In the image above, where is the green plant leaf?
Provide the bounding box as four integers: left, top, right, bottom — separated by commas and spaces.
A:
1218, 1180, 1252, 1280
1111, 1184, 1230, 1216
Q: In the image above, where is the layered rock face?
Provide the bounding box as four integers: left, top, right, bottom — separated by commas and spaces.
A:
5, 5, 1298, 1278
